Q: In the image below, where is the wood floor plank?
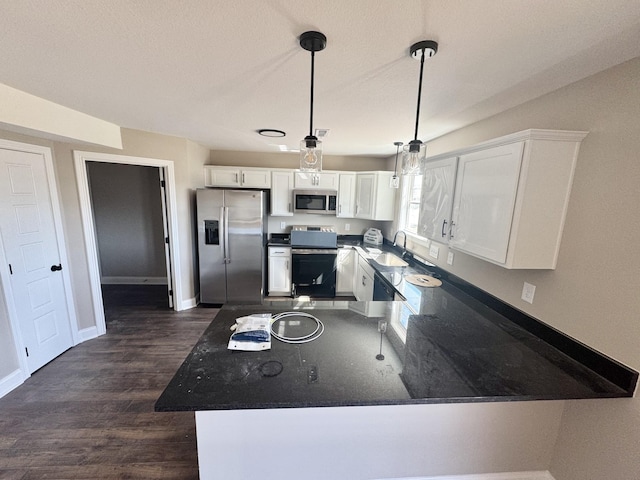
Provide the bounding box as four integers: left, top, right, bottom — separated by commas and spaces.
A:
0, 285, 215, 479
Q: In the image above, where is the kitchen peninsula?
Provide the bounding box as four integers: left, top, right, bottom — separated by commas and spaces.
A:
156, 260, 636, 479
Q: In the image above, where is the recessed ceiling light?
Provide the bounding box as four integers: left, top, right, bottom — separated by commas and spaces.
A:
258, 129, 286, 138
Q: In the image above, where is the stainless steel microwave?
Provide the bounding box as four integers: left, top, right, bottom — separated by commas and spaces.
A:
293, 189, 337, 214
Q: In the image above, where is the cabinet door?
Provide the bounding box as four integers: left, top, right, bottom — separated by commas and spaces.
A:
354, 255, 374, 301
355, 174, 375, 219
204, 167, 241, 187
268, 251, 291, 295
418, 157, 458, 241
271, 171, 294, 216
294, 171, 315, 188
337, 173, 356, 218
450, 142, 524, 264
316, 172, 338, 189
294, 171, 337, 189
368, 171, 396, 221
241, 169, 271, 188
336, 248, 355, 295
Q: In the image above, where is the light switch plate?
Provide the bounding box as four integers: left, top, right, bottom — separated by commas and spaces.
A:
447, 251, 454, 265
345, 223, 350, 231
280, 221, 286, 229
521, 282, 536, 304
429, 244, 439, 259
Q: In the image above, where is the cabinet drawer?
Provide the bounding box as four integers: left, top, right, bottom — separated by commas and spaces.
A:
269, 247, 291, 257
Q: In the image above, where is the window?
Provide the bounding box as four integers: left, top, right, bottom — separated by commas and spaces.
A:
399, 175, 423, 234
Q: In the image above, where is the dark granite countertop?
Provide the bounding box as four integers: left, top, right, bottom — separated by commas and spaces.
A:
156, 293, 635, 412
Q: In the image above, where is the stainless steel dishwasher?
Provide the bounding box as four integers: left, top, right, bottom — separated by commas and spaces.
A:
373, 272, 395, 301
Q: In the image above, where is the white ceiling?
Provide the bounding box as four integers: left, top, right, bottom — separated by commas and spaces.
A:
1, 0, 639, 157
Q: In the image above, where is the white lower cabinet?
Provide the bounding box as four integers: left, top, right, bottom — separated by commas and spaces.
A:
336, 248, 355, 295
268, 246, 291, 296
354, 254, 374, 301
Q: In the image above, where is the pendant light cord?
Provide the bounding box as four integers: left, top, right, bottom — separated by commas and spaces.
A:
413, 48, 426, 141
393, 143, 401, 174
309, 50, 315, 137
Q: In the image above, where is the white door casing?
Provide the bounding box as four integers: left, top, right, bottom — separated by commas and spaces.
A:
158, 168, 174, 309
74, 151, 182, 337
0, 139, 78, 373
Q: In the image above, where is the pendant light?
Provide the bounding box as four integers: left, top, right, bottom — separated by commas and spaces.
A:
299, 31, 327, 172
402, 40, 438, 175
390, 141, 403, 188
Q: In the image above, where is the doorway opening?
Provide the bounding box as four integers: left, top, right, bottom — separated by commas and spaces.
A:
86, 161, 170, 312
74, 151, 182, 336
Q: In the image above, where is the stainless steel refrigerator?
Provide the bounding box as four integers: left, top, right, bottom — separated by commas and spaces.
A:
196, 189, 266, 304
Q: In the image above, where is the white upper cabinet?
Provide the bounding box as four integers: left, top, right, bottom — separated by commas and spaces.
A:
449, 129, 587, 269
270, 170, 294, 216
294, 171, 338, 189
355, 171, 396, 221
204, 166, 271, 188
418, 156, 458, 242
337, 173, 356, 218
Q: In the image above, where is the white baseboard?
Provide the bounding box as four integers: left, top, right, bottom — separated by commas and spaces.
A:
377, 472, 555, 480
179, 294, 199, 311
0, 368, 25, 398
101, 276, 168, 285
77, 326, 99, 343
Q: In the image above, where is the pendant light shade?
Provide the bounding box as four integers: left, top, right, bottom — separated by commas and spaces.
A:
299, 31, 326, 172
402, 40, 438, 176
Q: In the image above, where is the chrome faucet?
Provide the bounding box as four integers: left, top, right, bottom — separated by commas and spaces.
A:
393, 230, 407, 257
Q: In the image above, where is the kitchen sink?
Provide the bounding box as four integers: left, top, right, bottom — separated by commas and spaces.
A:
372, 252, 408, 267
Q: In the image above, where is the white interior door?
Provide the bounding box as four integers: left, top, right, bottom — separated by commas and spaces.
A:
0, 146, 74, 372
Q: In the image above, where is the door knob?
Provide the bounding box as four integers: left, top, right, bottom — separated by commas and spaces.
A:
51, 264, 62, 272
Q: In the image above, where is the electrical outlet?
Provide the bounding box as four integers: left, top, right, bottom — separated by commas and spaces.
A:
521, 282, 536, 304
447, 251, 454, 265
280, 221, 286, 229
429, 244, 439, 259
345, 223, 350, 231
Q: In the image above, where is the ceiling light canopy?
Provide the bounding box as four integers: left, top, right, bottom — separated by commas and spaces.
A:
258, 129, 286, 138
299, 31, 327, 172
402, 40, 438, 176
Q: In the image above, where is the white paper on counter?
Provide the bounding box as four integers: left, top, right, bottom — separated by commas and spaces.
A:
228, 314, 272, 351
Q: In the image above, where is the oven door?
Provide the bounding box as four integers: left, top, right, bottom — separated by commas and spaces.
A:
291, 248, 337, 298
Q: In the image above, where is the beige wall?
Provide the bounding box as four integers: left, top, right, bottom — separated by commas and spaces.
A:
390, 58, 640, 479
87, 162, 166, 280
51, 128, 200, 326
209, 149, 389, 171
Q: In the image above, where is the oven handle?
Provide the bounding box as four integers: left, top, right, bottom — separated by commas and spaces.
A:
291, 249, 337, 255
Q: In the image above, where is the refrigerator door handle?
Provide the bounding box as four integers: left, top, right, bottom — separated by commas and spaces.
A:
224, 207, 230, 263
219, 207, 226, 263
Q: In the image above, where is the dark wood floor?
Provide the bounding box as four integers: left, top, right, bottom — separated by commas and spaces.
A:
0, 285, 217, 479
